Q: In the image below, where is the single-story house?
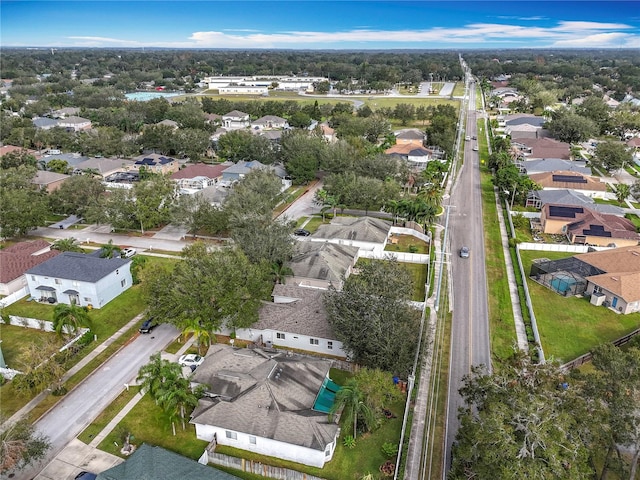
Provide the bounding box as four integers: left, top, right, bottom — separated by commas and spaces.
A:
189, 344, 340, 468
578, 246, 640, 314
194, 185, 230, 207
155, 119, 179, 129
132, 153, 179, 175
221, 161, 291, 190
526, 189, 624, 216
222, 110, 251, 130
73, 158, 135, 177
540, 204, 640, 247
25, 251, 132, 308
218, 85, 268, 96
171, 163, 230, 192
32, 117, 59, 130
251, 115, 288, 130
528, 171, 607, 198
517, 158, 590, 176
32, 170, 70, 192
235, 283, 347, 358
96, 443, 239, 480
515, 137, 571, 160
287, 242, 359, 290
51, 107, 81, 119
0, 145, 38, 158
310, 216, 392, 256
0, 240, 60, 296
57, 116, 92, 132
40, 152, 89, 169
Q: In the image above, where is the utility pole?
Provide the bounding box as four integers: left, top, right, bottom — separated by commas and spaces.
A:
435, 204, 455, 312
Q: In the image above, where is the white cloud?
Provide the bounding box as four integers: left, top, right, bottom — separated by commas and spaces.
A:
63, 20, 640, 49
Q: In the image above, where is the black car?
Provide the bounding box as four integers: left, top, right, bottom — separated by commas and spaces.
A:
294, 228, 311, 236
139, 319, 157, 334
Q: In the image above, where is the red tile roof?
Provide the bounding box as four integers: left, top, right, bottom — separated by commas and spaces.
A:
0, 240, 60, 284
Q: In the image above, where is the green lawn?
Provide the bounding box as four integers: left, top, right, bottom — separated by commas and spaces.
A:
0, 323, 63, 368
77, 386, 141, 444
625, 213, 640, 230
303, 215, 331, 233
519, 250, 640, 362
384, 234, 429, 254
403, 263, 428, 302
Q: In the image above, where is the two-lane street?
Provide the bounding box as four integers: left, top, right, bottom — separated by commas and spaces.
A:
13, 324, 179, 480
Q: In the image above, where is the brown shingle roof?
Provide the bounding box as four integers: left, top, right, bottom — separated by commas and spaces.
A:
566, 210, 639, 241
385, 144, 431, 156
575, 245, 640, 273
517, 137, 571, 159
586, 271, 640, 302
0, 240, 60, 284
530, 171, 606, 191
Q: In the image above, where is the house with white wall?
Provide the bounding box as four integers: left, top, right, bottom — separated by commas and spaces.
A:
189, 344, 340, 468
25, 252, 132, 308
235, 283, 347, 359
222, 111, 250, 130
309, 217, 392, 256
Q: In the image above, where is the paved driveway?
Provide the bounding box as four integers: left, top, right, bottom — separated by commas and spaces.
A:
35, 439, 123, 480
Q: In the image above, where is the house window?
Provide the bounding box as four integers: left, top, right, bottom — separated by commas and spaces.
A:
72, 281, 79, 287
310, 338, 319, 345
325, 447, 331, 457
31, 275, 36, 281
249, 436, 256, 445
327, 341, 333, 350
225, 431, 237, 440
593, 286, 602, 293
121, 279, 126, 287
55, 278, 62, 285
276, 333, 285, 340
83, 297, 91, 302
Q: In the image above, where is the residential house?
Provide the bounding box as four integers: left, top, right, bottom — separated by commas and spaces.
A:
220, 161, 290, 190
96, 443, 239, 480
385, 144, 435, 171
51, 107, 80, 118
25, 252, 133, 308
526, 189, 624, 216
287, 242, 359, 290
218, 85, 268, 95
32, 117, 59, 130
221, 110, 251, 130
189, 344, 340, 468
318, 122, 336, 143
515, 137, 571, 160
195, 185, 230, 207
32, 170, 70, 192
250, 115, 288, 130
310, 216, 392, 256
577, 246, 640, 314
171, 163, 229, 193
0, 145, 38, 158
204, 113, 222, 125
517, 158, 590, 176
528, 171, 607, 198
540, 204, 640, 247
57, 116, 92, 132
41, 152, 88, 169
155, 119, 179, 130
235, 284, 347, 358
0, 240, 60, 296
73, 157, 135, 177
394, 129, 426, 146
132, 153, 179, 175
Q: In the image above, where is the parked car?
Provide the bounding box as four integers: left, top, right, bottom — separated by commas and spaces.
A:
293, 228, 311, 236
178, 354, 204, 368
121, 247, 136, 258
139, 318, 157, 334
472, 145, 479, 151
465, 135, 471, 141
75, 472, 97, 480
459, 246, 470, 258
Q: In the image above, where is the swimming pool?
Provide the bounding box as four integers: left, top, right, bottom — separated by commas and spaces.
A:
124, 91, 183, 102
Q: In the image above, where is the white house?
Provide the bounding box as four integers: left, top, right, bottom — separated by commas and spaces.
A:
309, 217, 392, 256
250, 115, 289, 130
25, 252, 132, 308
234, 284, 348, 358
218, 85, 268, 96
0, 240, 60, 296
221, 110, 251, 130
190, 344, 340, 468
57, 115, 92, 132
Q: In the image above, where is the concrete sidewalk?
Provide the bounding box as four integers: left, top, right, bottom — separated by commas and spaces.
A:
3, 312, 147, 429
87, 336, 196, 449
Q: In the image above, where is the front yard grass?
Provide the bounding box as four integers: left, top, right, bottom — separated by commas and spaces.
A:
303, 215, 330, 233
403, 263, 428, 302
77, 386, 141, 444
384, 234, 429, 254
0, 324, 63, 367
625, 213, 640, 230
519, 250, 640, 362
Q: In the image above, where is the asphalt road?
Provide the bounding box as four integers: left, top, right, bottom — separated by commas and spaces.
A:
444, 81, 492, 470
13, 324, 180, 480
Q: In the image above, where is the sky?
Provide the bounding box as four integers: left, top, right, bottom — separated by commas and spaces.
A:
1, 1, 640, 50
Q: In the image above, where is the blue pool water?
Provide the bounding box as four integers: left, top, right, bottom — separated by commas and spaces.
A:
125, 91, 183, 101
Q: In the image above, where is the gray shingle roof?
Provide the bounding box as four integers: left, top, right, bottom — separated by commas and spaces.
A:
190, 345, 338, 452
26, 252, 131, 282
522, 158, 590, 175
533, 189, 624, 215
96, 443, 239, 480
288, 242, 358, 286
255, 284, 336, 339
312, 216, 392, 243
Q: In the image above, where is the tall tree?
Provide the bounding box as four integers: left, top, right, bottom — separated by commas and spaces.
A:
98, 239, 122, 259
52, 303, 92, 337
593, 140, 632, 173
329, 378, 376, 440
0, 166, 50, 238
51, 237, 83, 252
0, 415, 50, 475
133, 175, 177, 233
324, 258, 420, 376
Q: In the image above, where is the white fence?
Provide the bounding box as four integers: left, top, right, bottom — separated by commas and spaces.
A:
359, 250, 429, 264
389, 226, 431, 243
0, 286, 29, 308
518, 243, 611, 253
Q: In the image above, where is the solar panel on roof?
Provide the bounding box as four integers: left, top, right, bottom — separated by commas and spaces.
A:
548, 205, 583, 218
552, 174, 587, 184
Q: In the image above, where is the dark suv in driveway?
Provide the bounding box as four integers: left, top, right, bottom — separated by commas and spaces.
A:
139, 318, 157, 334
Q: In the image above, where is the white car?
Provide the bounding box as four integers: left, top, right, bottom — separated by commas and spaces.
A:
121, 247, 136, 258
178, 354, 204, 368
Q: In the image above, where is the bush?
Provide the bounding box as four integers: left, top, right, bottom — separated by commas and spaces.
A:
381, 441, 399, 457
343, 435, 356, 448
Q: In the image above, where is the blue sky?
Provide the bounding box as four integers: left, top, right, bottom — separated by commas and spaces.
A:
1, 1, 639, 49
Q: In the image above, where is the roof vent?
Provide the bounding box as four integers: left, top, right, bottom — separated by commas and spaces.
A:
611, 277, 619, 281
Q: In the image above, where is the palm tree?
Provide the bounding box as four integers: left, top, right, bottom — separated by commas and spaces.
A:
270, 260, 293, 285
99, 239, 122, 259
329, 379, 377, 439
613, 183, 631, 205
137, 353, 181, 399
156, 377, 199, 434
181, 319, 212, 356
52, 303, 92, 337
52, 237, 83, 252
418, 183, 443, 209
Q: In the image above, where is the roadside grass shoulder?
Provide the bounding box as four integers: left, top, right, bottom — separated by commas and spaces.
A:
77, 386, 141, 444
